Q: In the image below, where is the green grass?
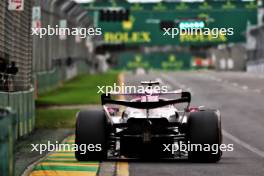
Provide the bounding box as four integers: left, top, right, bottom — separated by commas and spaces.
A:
36, 109, 79, 129
36, 72, 118, 105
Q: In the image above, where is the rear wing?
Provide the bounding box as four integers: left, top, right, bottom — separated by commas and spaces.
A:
107, 89, 184, 96
101, 91, 191, 109
141, 81, 160, 86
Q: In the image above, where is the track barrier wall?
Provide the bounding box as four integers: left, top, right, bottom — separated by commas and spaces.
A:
0, 89, 35, 139
0, 0, 94, 175
35, 59, 90, 95
0, 108, 16, 176
0, 89, 34, 176
246, 59, 264, 73
36, 69, 63, 95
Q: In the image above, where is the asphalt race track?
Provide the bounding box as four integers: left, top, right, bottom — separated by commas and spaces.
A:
114, 71, 264, 176
27, 71, 264, 176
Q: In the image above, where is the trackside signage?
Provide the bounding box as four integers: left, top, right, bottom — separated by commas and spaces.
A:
104, 32, 151, 43
59, 20, 67, 40
8, 0, 24, 11
86, 1, 257, 45
98, 10, 257, 45
32, 6, 41, 29
102, 16, 152, 44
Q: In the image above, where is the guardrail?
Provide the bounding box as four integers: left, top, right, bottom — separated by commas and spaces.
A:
36, 69, 63, 95
0, 88, 35, 138
36, 60, 90, 95
0, 88, 35, 176
0, 108, 16, 176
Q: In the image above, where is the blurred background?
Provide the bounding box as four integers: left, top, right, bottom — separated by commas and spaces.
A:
0, 0, 264, 176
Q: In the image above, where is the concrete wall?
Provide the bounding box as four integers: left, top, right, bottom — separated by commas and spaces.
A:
209, 44, 246, 71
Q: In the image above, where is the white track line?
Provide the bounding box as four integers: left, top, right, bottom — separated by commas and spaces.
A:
203, 75, 262, 94
160, 73, 193, 94
223, 130, 264, 158
161, 73, 264, 158
242, 85, 248, 90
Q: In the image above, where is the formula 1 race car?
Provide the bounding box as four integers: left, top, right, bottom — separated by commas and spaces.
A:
75, 81, 222, 162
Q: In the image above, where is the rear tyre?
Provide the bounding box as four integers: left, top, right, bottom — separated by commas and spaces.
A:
187, 110, 222, 162
75, 110, 107, 161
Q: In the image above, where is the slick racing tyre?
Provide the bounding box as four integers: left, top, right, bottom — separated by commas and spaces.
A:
187, 110, 222, 162
75, 110, 107, 161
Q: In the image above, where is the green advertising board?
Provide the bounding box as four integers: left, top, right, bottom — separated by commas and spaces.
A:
116, 52, 192, 70
83, 1, 258, 46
